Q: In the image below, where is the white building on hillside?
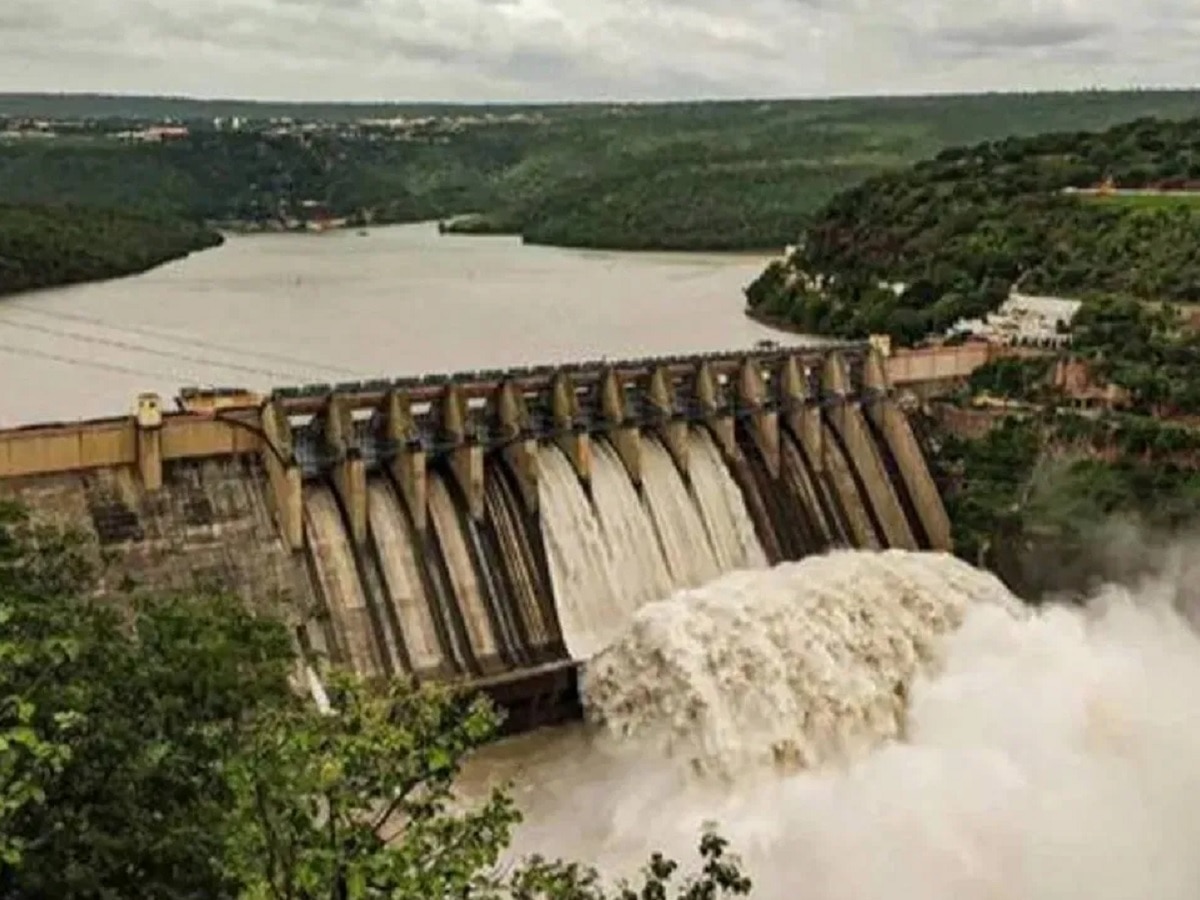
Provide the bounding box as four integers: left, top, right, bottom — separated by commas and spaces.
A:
948, 292, 1081, 348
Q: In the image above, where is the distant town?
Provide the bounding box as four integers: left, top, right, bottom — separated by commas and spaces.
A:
0, 108, 559, 234
0, 109, 548, 144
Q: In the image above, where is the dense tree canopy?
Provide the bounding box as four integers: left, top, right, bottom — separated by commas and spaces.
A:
0, 203, 221, 297
934, 409, 1200, 599
0, 502, 295, 898
745, 116, 1200, 343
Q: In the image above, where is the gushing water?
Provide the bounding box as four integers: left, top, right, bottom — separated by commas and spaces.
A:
685, 428, 768, 572
583, 549, 1012, 779
538, 444, 626, 659
589, 441, 674, 611
639, 438, 722, 588
538, 435, 766, 660
460, 547, 1200, 899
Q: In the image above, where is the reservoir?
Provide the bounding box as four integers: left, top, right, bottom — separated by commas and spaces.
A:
0, 223, 798, 425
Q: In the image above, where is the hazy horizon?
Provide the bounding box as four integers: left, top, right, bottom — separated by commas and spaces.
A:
4, 0, 1200, 104
2, 85, 1197, 114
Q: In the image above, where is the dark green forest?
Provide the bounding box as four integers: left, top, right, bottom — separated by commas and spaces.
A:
0, 205, 221, 298
745, 115, 1200, 343
6, 90, 1200, 255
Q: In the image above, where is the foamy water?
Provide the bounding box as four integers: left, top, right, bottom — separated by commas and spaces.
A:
459, 548, 1200, 899
584, 550, 1016, 778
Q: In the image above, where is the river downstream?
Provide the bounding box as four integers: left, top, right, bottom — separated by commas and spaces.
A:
0, 224, 800, 426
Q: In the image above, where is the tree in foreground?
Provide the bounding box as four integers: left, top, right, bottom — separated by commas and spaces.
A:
1, 503, 753, 898
0, 502, 296, 899
226, 672, 753, 899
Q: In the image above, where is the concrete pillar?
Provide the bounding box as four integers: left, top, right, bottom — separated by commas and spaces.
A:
322, 394, 367, 545
822, 352, 917, 550
550, 372, 590, 481
598, 369, 641, 484
133, 392, 163, 492
694, 361, 735, 457
777, 357, 834, 547
737, 359, 780, 479
777, 358, 874, 550
863, 348, 952, 551
780, 357, 826, 469
438, 384, 484, 520
260, 399, 303, 551
384, 390, 427, 534
648, 366, 688, 475
491, 380, 539, 511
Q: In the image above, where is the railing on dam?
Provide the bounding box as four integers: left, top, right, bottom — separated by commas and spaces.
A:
0, 343, 952, 732
280, 344, 884, 475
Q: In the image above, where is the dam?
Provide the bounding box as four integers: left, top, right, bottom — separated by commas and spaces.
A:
0, 342, 950, 731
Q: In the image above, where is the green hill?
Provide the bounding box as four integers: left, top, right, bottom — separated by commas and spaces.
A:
745, 115, 1200, 343
0, 204, 221, 297
6, 91, 1200, 252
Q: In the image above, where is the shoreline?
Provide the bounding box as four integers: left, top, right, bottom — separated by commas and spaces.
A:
438, 213, 784, 257
744, 305, 811, 335
0, 231, 223, 302
223, 219, 783, 257
7, 218, 774, 303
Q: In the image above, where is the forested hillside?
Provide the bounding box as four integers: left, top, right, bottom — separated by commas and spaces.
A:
0, 204, 221, 297
931, 297, 1200, 597
0, 129, 528, 226
5, 90, 1200, 252
744, 116, 1200, 342
479, 92, 1200, 250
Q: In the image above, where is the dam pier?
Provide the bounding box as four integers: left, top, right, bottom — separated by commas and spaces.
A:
0, 343, 950, 733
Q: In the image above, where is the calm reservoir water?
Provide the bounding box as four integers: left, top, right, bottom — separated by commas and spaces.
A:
0, 224, 805, 426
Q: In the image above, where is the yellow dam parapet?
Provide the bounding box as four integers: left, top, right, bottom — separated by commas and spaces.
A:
0, 344, 952, 733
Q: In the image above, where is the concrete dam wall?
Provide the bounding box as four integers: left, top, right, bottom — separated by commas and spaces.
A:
0, 344, 950, 730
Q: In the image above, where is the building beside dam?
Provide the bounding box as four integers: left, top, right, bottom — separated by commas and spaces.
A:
0, 344, 950, 731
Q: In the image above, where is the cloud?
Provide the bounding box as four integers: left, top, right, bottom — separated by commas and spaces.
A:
0, 0, 1196, 101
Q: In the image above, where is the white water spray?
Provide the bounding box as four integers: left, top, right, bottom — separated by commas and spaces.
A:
462, 547, 1200, 900
584, 549, 1015, 779
537, 444, 624, 660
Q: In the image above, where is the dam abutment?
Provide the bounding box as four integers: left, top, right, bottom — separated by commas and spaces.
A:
0, 344, 951, 730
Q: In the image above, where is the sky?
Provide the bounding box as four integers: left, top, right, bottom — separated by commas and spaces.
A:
2, 0, 1198, 102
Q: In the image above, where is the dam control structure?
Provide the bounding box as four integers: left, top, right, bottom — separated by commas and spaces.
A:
0, 344, 950, 732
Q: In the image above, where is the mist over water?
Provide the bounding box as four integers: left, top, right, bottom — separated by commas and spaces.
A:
461, 547, 1200, 899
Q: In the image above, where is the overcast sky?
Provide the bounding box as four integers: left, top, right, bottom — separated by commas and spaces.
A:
2, 0, 1198, 102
